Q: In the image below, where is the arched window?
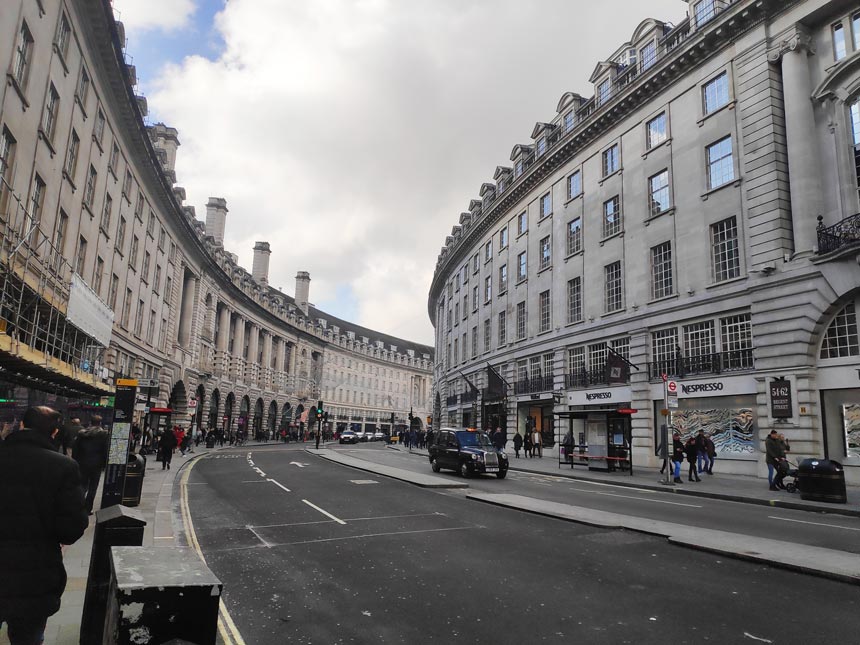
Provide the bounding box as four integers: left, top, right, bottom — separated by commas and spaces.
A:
820, 300, 859, 359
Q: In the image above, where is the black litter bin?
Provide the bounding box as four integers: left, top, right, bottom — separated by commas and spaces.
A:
797, 458, 847, 504
121, 453, 146, 507
206, 433, 216, 448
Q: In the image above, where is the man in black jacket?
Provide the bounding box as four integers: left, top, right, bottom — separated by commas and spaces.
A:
72, 415, 110, 514
0, 406, 88, 644
61, 416, 83, 457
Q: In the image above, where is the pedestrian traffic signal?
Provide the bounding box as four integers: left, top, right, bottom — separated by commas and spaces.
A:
315, 407, 324, 421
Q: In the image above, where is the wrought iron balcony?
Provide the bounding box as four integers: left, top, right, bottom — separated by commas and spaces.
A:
446, 394, 458, 406
817, 213, 860, 255
564, 368, 625, 390
514, 375, 554, 395
461, 389, 478, 404
647, 348, 753, 380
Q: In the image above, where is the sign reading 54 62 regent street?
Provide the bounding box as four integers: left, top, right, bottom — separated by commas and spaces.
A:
769, 377, 792, 418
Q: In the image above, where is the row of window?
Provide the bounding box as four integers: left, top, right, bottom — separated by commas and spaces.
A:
832, 11, 860, 62
442, 215, 741, 339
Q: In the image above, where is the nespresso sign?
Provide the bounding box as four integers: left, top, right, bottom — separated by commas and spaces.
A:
681, 382, 724, 394
568, 387, 631, 406
586, 391, 613, 401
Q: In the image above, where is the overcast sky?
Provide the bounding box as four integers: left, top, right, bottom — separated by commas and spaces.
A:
112, 0, 686, 346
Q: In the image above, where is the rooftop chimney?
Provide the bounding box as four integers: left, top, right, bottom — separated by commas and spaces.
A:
252, 242, 271, 284
205, 197, 228, 245
295, 271, 310, 316
148, 123, 179, 172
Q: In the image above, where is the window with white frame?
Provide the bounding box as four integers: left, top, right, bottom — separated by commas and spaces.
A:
649, 170, 670, 216
567, 347, 584, 376
563, 111, 575, 132
650, 241, 673, 300
694, 0, 717, 28
529, 356, 541, 381
651, 327, 678, 365
540, 192, 552, 218
604, 261, 623, 313
706, 136, 734, 189
13, 22, 33, 91
484, 318, 491, 352
515, 160, 523, 177
498, 311, 507, 346
684, 320, 715, 357
542, 353, 554, 380
471, 326, 478, 359
517, 251, 527, 281
567, 277, 582, 324
602, 144, 620, 176
484, 240, 492, 261
720, 313, 753, 368
567, 170, 582, 199
101, 194, 113, 232
462, 294, 468, 319
109, 142, 120, 176
472, 253, 480, 273
539, 236, 551, 270
646, 113, 667, 149
710, 216, 740, 282
94, 109, 106, 145
640, 40, 657, 71
517, 211, 527, 235
589, 343, 608, 376
453, 338, 459, 364
834, 22, 847, 61
539, 290, 551, 333
472, 285, 478, 311
566, 218, 582, 255
65, 130, 80, 180
454, 302, 459, 323
703, 72, 730, 115
536, 137, 546, 157
516, 301, 527, 340
0, 128, 16, 210
820, 302, 859, 358
57, 13, 72, 59
115, 217, 126, 253
43, 84, 59, 143
597, 79, 611, 106
499, 226, 508, 249
853, 12, 860, 50
77, 67, 90, 105
499, 264, 507, 293
517, 360, 528, 384
603, 196, 622, 238
484, 275, 492, 302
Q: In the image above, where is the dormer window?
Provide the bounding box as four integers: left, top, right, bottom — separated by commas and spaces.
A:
563, 111, 575, 133
597, 79, 611, 106
693, 0, 717, 29
514, 160, 523, 177
536, 137, 546, 157
640, 41, 657, 71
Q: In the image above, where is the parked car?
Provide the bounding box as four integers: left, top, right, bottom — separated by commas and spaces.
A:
428, 428, 508, 478
373, 430, 386, 441
354, 429, 369, 442
339, 430, 358, 444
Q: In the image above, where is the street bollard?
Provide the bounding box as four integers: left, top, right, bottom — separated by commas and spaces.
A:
105, 546, 223, 645
79, 505, 146, 645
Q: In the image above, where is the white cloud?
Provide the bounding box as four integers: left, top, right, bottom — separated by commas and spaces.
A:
144, 0, 686, 345
112, 0, 196, 33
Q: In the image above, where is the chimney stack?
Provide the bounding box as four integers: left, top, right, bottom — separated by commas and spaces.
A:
205, 197, 228, 245
252, 242, 271, 284
295, 271, 310, 316
148, 123, 180, 172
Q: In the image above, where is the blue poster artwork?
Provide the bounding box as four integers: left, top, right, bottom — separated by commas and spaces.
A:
671, 407, 756, 460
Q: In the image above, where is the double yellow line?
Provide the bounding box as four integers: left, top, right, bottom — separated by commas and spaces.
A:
180, 457, 247, 645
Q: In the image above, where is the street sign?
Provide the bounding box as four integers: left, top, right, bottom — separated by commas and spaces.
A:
667, 380, 677, 393
140, 379, 159, 389
617, 408, 638, 414
665, 379, 679, 409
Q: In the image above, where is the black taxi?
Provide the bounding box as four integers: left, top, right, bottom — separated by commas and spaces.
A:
428, 427, 508, 479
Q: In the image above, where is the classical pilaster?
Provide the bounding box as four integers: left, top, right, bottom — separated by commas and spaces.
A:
768, 25, 822, 255
232, 317, 245, 381
247, 324, 260, 384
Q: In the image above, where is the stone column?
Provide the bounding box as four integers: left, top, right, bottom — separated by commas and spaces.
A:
247, 324, 259, 383
262, 332, 273, 390
177, 270, 197, 348
769, 26, 822, 254
232, 317, 245, 381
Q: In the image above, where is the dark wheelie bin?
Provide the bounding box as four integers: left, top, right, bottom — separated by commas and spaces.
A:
121, 452, 146, 507
797, 458, 846, 504
206, 432, 216, 448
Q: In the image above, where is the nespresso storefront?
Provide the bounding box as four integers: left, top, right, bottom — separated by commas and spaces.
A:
560, 386, 632, 471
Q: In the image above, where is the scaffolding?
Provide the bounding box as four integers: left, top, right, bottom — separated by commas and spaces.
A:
0, 176, 111, 394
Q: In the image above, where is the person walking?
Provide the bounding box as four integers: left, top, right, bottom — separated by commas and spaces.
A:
704, 433, 716, 475
765, 430, 788, 491
492, 427, 505, 451
524, 429, 533, 458
532, 427, 543, 458
72, 415, 110, 515
695, 430, 709, 476
671, 433, 685, 484
513, 432, 523, 458
0, 406, 88, 645
159, 428, 178, 470
61, 416, 83, 457
685, 436, 701, 482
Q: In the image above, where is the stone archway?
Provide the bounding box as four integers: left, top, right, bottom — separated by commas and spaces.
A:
280, 402, 292, 438
194, 384, 206, 433
208, 389, 220, 433
267, 400, 278, 440
253, 397, 264, 440
169, 381, 188, 427
224, 392, 235, 437
238, 395, 250, 436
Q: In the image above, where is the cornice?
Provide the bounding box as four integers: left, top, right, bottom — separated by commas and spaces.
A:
427, 0, 797, 321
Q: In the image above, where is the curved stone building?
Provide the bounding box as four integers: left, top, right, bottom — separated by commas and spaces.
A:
428, 0, 860, 483
0, 0, 432, 439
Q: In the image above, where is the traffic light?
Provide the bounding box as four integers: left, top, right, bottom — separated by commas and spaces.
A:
315, 399, 324, 421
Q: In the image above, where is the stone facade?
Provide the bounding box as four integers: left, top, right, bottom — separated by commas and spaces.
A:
428, 0, 860, 483
0, 0, 432, 437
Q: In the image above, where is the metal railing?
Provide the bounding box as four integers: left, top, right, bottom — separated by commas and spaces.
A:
564, 368, 627, 389
514, 375, 554, 395
817, 213, 860, 255
647, 348, 754, 380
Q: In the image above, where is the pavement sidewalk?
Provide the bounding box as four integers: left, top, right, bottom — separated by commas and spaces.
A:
390, 443, 860, 517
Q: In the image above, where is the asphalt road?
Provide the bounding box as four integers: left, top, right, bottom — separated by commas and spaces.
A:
339, 444, 860, 554
184, 444, 860, 644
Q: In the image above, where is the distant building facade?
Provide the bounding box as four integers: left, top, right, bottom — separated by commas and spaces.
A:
428, 0, 860, 483
0, 0, 432, 438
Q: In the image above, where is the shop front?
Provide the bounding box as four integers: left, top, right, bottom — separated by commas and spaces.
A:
561, 386, 632, 471
517, 392, 555, 451
650, 374, 758, 476
818, 365, 860, 485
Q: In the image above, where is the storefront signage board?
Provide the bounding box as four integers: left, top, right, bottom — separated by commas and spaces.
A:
769, 378, 792, 418
649, 375, 757, 400
566, 386, 631, 406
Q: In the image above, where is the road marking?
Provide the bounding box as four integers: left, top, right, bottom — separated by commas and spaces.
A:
290, 461, 308, 468
350, 479, 379, 485
247, 525, 273, 548
267, 478, 291, 493
344, 512, 446, 522
219, 525, 478, 551
768, 516, 860, 531
570, 488, 703, 508
302, 499, 346, 525
241, 479, 269, 483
